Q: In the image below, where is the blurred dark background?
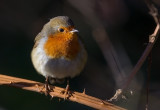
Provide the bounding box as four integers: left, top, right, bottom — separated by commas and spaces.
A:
0, 0, 160, 110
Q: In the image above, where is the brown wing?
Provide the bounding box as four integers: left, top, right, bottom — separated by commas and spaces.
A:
33, 33, 43, 48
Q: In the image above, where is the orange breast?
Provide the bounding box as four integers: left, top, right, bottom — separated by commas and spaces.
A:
44, 32, 80, 60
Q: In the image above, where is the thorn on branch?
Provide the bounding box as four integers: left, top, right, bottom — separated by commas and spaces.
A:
83, 88, 86, 94
50, 95, 55, 100
100, 100, 105, 105
9, 81, 15, 84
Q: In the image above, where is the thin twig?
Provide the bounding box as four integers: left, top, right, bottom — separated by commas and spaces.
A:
0, 74, 126, 110
122, 0, 160, 89
146, 53, 152, 110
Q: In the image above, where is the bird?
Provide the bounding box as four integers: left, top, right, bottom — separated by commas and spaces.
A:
31, 16, 87, 94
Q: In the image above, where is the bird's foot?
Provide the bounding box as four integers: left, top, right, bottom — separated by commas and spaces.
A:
44, 81, 51, 96
64, 84, 70, 100
43, 77, 52, 95
35, 83, 51, 95
61, 81, 71, 100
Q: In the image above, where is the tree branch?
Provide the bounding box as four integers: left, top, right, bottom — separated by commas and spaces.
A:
0, 74, 126, 110
122, 0, 160, 89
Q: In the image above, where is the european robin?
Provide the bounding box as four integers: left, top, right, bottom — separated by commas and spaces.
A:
31, 16, 87, 92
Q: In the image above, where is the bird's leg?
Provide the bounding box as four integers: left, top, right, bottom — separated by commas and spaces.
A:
44, 76, 51, 95
63, 80, 70, 100
35, 77, 51, 95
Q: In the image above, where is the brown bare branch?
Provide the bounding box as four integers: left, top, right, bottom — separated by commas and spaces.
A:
122, 0, 160, 89
0, 74, 126, 110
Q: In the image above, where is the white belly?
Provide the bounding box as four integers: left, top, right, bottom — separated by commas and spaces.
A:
31, 37, 87, 79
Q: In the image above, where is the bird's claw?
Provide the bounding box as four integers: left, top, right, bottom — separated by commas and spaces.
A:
61, 84, 70, 100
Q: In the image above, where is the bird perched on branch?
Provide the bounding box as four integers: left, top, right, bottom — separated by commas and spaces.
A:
31, 16, 87, 94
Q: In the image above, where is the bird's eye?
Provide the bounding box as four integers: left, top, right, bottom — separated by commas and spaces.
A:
59, 28, 64, 32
